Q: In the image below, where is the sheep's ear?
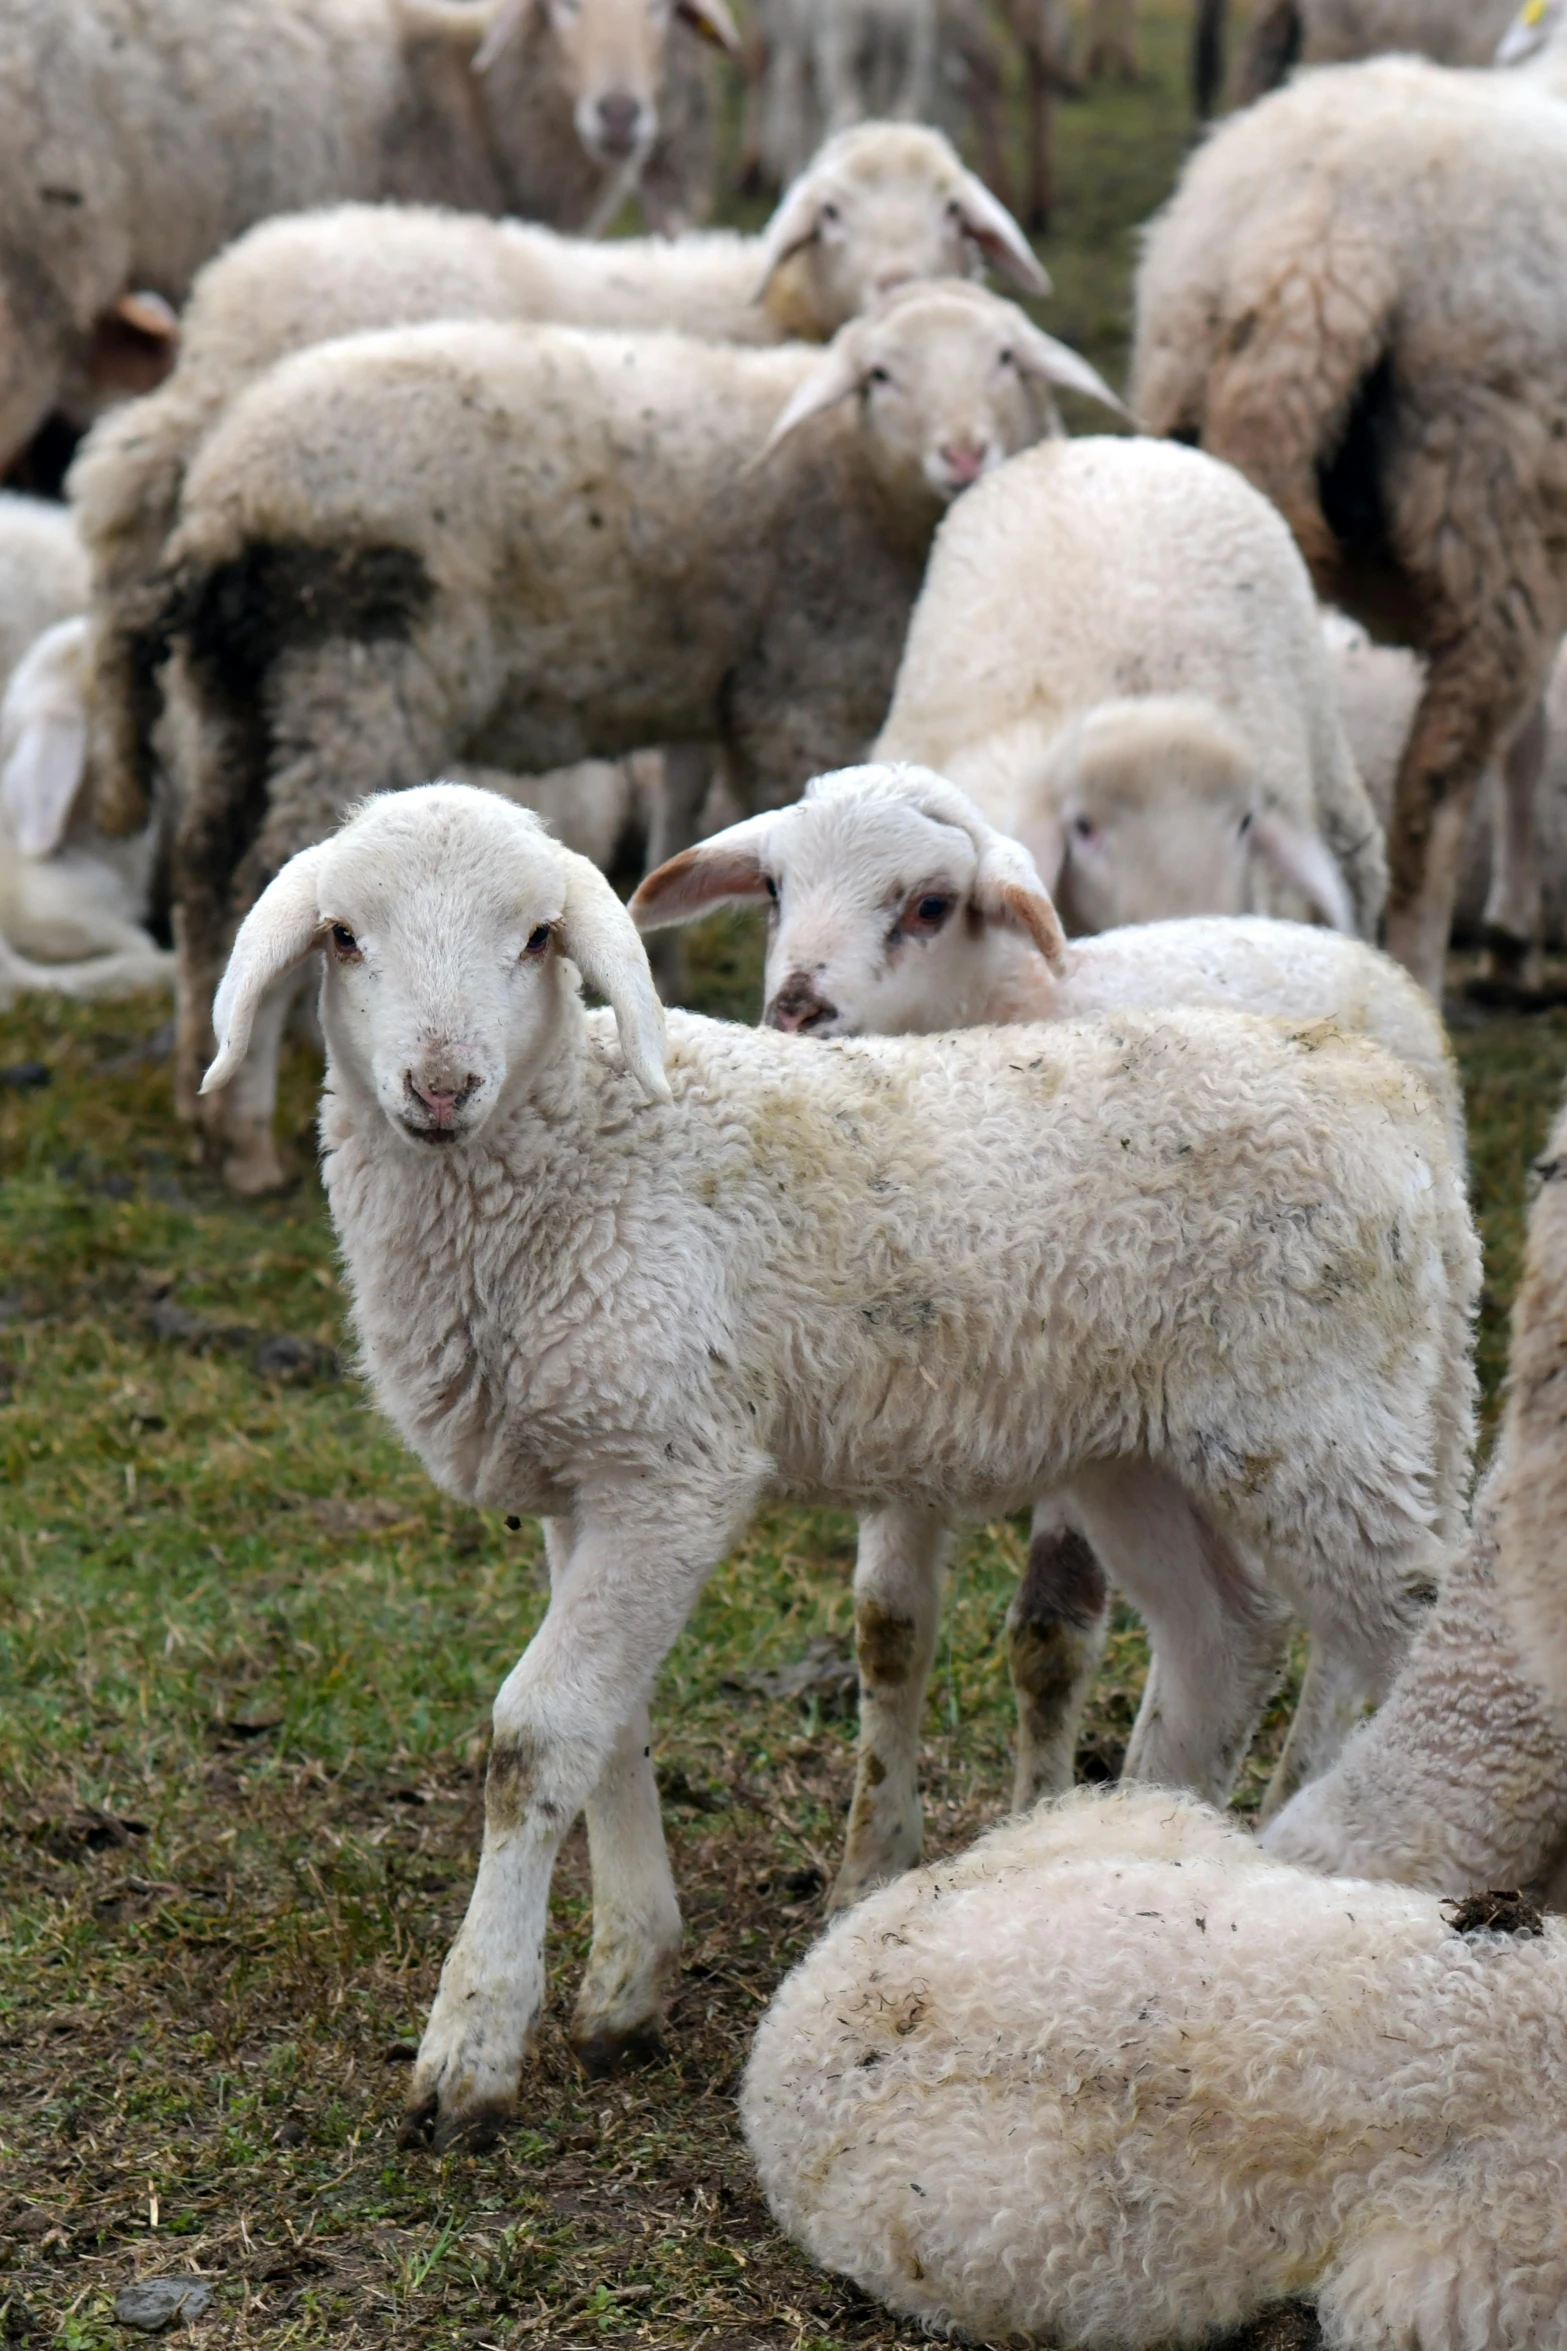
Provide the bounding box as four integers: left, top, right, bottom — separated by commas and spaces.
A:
754, 174, 831, 297
751, 337, 863, 468
629, 817, 777, 932
473, 0, 534, 72
559, 852, 671, 1102
1, 704, 89, 858
972, 834, 1068, 967
677, 0, 741, 54
202, 847, 328, 1093
951, 170, 1050, 296
1009, 320, 1132, 420
1251, 813, 1355, 933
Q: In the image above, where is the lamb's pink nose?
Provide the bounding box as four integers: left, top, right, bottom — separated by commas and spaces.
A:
938, 440, 987, 485
407, 1072, 478, 1126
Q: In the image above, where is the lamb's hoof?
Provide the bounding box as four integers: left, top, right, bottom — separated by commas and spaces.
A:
399, 2088, 511, 2155
570, 2017, 667, 2080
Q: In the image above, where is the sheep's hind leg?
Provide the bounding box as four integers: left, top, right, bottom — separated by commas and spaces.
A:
1069, 1461, 1290, 1804
828, 1505, 949, 1913
1482, 694, 1548, 992
570, 1696, 684, 2075
403, 1494, 741, 2151
1255, 1638, 1373, 1823
1008, 1500, 1110, 1810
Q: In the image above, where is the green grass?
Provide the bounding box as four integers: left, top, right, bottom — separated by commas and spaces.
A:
6, 10, 1567, 2345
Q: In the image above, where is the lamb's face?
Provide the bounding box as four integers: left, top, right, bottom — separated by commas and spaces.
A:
312, 801, 576, 1148
540, 0, 738, 173
855, 290, 1059, 502
759, 799, 996, 1037
203, 785, 669, 1145
765, 127, 1048, 335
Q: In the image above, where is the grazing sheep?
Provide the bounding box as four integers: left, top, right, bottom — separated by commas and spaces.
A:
0, 618, 171, 996
1132, 29, 1567, 995
742, 1782, 1567, 2350
873, 437, 1386, 937
149, 284, 1117, 1192
1266, 1089, 1567, 1900
633, 762, 1474, 1888
205, 782, 1468, 2145
1235, 0, 1520, 104
0, 0, 739, 474
69, 120, 1047, 845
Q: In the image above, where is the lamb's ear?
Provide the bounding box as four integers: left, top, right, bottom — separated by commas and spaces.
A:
677, 0, 742, 54
1009, 320, 1132, 420
1, 704, 89, 858
754, 173, 831, 297
750, 335, 863, 468
972, 832, 1068, 966
897, 770, 1067, 967
559, 851, 671, 1102
951, 169, 1050, 295
473, 0, 535, 73
630, 815, 777, 932
202, 846, 328, 1094
1250, 813, 1355, 933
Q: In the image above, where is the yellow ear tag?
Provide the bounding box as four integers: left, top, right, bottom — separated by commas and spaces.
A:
1525, 0, 1547, 25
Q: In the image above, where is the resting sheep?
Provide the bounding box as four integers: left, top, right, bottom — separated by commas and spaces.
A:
633, 762, 1474, 1883
873, 437, 1386, 937
1265, 1087, 1567, 1901
68, 120, 1047, 844
206, 782, 1470, 2147
1132, 17, 1567, 994
743, 1783, 1567, 2350
149, 282, 1117, 1192
0, 0, 739, 473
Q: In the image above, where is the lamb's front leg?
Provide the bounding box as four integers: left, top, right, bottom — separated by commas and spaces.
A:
829, 1505, 950, 1913
403, 1499, 736, 2152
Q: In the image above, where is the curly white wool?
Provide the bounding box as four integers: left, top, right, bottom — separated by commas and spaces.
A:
743, 1783, 1567, 2349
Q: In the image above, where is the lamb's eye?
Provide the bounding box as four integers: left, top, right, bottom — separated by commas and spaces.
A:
867, 364, 892, 386
764, 875, 779, 902
998, 347, 1016, 368
908, 893, 953, 933
819, 200, 840, 225
523, 924, 552, 959
329, 923, 360, 959
1072, 815, 1097, 843
1238, 811, 1255, 837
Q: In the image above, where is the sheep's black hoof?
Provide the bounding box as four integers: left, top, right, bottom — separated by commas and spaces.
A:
400, 2093, 509, 2153
571, 2020, 666, 2080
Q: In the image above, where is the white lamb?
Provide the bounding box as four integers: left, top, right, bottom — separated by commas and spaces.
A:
873, 436, 1388, 939
632, 762, 1473, 1895
204, 782, 1468, 2148
742, 1783, 1567, 2350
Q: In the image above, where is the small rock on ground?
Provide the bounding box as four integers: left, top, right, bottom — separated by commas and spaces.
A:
114, 2279, 213, 2332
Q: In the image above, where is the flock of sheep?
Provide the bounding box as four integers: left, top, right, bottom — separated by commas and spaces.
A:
12, 0, 1567, 2344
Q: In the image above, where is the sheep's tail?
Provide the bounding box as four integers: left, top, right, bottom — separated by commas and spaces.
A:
67, 382, 210, 842
1231, 0, 1301, 104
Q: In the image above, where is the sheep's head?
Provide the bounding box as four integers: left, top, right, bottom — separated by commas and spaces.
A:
993, 697, 1355, 936
203, 784, 668, 1143
756, 123, 1048, 339
476, 0, 740, 168
630, 764, 1065, 1037
757, 283, 1127, 504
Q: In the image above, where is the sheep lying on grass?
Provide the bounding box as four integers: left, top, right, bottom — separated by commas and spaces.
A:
872, 437, 1386, 938
154, 284, 1118, 1193
742, 1782, 1567, 2349
1266, 1085, 1567, 1899
207, 783, 1469, 2147
70, 119, 1046, 846
0, 0, 740, 474
1132, 16, 1567, 992
634, 763, 1473, 1890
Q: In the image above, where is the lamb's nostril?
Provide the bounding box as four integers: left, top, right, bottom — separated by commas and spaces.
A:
766, 985, 837, 1035
938, 440, 987, 485
406, 1072, 481, 1124
595, 93, 644, 154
